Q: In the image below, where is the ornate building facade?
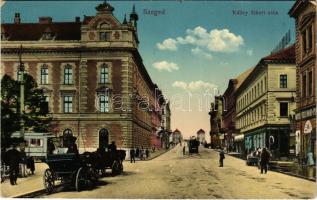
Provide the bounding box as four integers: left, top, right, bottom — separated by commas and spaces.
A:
289, 0, 316, 168
1, 2, 165, 152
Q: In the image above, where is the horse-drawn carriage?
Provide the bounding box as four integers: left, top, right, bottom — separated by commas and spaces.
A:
85, 149, 126, 176
188, 136, 200, 153
44, 152, 98, 193
43, 137, 126, 194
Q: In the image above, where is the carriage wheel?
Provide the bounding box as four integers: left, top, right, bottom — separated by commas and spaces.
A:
43, 169, 55, 194
76, 167, 90, 191
75, 167, 84, 191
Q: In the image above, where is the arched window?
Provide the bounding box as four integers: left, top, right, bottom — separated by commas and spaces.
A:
99, 128, 109, 149
63, 129, 73, 147
99, 22, 110, 29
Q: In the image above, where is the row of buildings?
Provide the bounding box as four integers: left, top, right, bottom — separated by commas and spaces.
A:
1, 2, 172, 153
209, 0, 316, 175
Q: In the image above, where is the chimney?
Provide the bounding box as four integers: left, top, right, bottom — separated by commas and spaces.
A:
39, 17, 52, 24
75, 16, 80, 23
14, 13, 21, 24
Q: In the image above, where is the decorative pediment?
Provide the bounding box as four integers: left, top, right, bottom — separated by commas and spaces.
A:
87, 15, 120, 30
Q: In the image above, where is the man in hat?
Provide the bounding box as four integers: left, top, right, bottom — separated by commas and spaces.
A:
5, 144, 21, 185
260, 147, 271, 174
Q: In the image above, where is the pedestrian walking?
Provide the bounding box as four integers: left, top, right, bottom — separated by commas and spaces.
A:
260, 147, 270, 174
219, 148, 225, 167
183, 146, 186, 155
140, 147, 144, 160
145, 148, 149, 159
130, 148, 135, 163
5, 144, 21, 185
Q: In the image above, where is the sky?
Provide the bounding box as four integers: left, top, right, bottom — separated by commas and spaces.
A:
1, 0, 296, 140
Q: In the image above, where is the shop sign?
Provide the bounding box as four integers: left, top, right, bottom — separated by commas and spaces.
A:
304, 120, 312, 134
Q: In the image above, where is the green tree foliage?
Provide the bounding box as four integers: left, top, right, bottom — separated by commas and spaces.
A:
1, 74, 52, 148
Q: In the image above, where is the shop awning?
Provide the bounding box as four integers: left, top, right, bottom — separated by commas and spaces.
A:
234, 134, 244, 142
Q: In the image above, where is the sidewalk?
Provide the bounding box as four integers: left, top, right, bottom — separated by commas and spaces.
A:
0, 148, 172, 198
214, 148, 316, 182
0, 163, 49, 198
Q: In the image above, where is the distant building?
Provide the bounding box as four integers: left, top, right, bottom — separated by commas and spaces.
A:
160, 101, 172, 149
235, 45, 296, 159
196, 129, 206, 145
209, 96, 223, 148
172, 129, 182, 145
222, 67, 253, 154
289, 0, 316, 169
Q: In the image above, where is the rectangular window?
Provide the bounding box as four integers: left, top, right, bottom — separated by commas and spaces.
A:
302, 74, 307, 97
280, 102, 288, 117
63, 95, 73, 113
100, 65, 109, 83
264, 77, 267, 91
100, 32, 110, 41
64, 67, 73, 84
280, 74, 287, 88
302, 30, 307, 53
40, 67, 48, 84
99, 94, 109, 112
308, 71, 313, 96
308, 26, 313, 51
30, 139, 43, 147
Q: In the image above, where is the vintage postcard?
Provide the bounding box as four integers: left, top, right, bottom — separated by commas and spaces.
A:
0, 0, 316, 199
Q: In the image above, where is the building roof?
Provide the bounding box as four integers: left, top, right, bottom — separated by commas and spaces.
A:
197, 129, 205, 134
2, 22, 81, 41
261, 44, 295, 63
235, 45, 295, 95
235, 67, 255, 90
173, 129, 181, 134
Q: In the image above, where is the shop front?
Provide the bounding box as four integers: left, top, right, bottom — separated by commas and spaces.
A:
244, 125, 290, 159
233, 134, 244, 156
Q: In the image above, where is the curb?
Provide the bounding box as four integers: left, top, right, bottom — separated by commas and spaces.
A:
14, 189, 46, 198
213, 149, 316, 182
131, 146, 175, 162
148, 146, 175, 161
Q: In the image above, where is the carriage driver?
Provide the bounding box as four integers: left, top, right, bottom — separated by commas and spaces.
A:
66, 136, 79, 154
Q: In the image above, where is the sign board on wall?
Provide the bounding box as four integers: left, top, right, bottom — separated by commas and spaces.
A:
304, 120, 312, 134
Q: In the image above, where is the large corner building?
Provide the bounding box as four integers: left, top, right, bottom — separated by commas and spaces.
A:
1, 2, 166, 152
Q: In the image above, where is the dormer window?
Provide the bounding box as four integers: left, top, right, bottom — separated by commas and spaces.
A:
42, 27, 54, 40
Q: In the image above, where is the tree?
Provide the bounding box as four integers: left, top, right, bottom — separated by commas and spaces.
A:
1, 74, 51, 149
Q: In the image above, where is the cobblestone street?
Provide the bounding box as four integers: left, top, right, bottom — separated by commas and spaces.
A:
39, 145, 315, 199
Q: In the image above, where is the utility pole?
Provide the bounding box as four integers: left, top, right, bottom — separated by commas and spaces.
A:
18, 45, 25, 138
